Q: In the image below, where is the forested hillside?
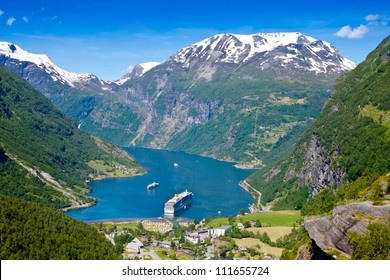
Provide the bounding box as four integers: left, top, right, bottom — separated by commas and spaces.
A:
0, 65, 144, 208
0, 148, 70, 208
0, 194, 121, 259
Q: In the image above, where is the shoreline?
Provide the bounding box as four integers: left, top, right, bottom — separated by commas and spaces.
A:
61, 200, 98, 212
234, 162, 262, 170
89, 169, 147, 181
85, 216, 194, 224
86, 218, 152, 224
239, 179, 264, 212
63, 170, 147, 212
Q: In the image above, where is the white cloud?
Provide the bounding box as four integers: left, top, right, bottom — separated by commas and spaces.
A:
6, 17, 16, 26
335, 24, 369, 39
365, 14, 389, 26
22, 16, 29, 23
365, 14, 380, 21
0, 10, 4, 16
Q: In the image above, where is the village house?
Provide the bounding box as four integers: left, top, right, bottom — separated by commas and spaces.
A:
109, 230, 123, 238
186, 225, 233, 244
125, 237, 144, 254
185, 229, 209, 244
209, 225, 232, 237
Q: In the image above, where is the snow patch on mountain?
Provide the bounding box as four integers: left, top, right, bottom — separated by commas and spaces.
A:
139, 62, 160, 74
115, 75, 132, 86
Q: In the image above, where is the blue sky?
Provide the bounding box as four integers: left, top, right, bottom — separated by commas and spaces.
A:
1, 0, 390, 81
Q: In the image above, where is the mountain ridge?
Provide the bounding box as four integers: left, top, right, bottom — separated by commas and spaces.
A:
0, 41, 113, 91
0, 32, 356, 90
170, 32, 355, 75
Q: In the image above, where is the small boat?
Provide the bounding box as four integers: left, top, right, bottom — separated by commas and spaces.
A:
173, 163, 179, 167
147, 182, 159, 189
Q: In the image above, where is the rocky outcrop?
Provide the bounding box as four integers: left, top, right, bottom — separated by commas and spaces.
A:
295, 242, 335, 260
295, 243, 314, 260
300, 135, 346, 194
304, 202, 390, 258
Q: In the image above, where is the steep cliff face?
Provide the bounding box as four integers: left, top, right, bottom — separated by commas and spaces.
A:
281, 134, 346, 195
299, 135, 346, 194
304, 202, 390, 258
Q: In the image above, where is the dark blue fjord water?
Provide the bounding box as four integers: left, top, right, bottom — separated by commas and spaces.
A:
67, 148, 254, 221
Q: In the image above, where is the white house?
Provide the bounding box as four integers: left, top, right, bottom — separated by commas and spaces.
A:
209, 225, 233, 237
185, 229, 208, 244
126, 237, 144, 253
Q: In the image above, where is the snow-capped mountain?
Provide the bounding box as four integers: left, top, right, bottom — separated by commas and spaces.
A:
168, 32, 355, 77
115, 62, 160, 85
0, 41, 112, 92
95, 32, 356, 164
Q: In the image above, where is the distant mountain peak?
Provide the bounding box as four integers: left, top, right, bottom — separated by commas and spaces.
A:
170, 32, 356, 77
0, 41, 111, 90
115, 61, 160, 85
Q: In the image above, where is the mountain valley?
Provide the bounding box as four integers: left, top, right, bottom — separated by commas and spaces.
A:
0, 32, 355, 167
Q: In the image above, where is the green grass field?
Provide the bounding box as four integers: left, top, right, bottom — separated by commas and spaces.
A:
238, 210, 301, 227
360, 104, 390, 127
360, 104, 390, 137
206, 210, 301, 228
206, 217, 229, 228
94, 221, 140, 232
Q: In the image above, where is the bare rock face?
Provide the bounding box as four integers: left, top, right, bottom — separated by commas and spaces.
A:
300, 135, 346, 194
304, 202, 390, 257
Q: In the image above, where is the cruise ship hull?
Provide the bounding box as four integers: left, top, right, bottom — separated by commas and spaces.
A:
164, 190, 193, 214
